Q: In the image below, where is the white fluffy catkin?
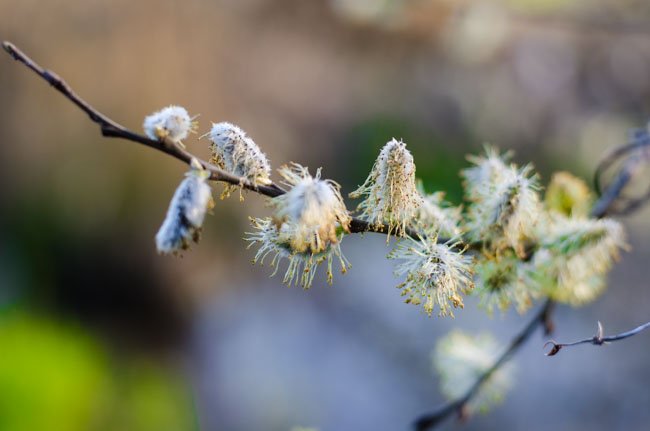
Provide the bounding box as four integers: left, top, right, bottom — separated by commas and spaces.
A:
143, 105, 195, 143
155, 160, 212, 254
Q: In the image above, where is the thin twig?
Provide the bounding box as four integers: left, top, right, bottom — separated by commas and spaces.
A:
1, 40, 421, 238
544, 320, 650, 356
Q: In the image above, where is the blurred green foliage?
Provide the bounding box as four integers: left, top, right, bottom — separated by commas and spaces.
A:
0, 312, 196, 431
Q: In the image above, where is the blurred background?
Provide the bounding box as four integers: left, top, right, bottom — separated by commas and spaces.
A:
2, 0, 650, 430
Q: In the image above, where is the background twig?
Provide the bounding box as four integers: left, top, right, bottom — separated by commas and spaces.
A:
545, 320, 650, 356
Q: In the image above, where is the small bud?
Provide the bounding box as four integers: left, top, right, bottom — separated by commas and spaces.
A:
155, 160, 212, 255
272, 163, 350, 254
434, 330, 513, 414
207, 122, 271, 198
246, 217, 350, 289
350, 139, 422, 237
545, 172, 593, 218
594, 321, 605, 344
143, 105, 196, 143
388, 236, 474, 317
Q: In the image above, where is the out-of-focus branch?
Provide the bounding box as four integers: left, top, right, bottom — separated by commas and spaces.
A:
545, 320, 650, 356
414, 137, 650, 430
414, 299, 555, 431
593, 128, 650, 217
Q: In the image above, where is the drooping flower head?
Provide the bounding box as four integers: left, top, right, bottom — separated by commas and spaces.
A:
206, 122, 272, 198
246, 217, 350, 289
463, 148, 541, 256
350, 139, 422, 237
143, 105, 196, 144
434, 330, 513, 414
155, 159, 213, 255
544, 171, 593, 218
271, 163, 350, 254
389, 236, 474, 317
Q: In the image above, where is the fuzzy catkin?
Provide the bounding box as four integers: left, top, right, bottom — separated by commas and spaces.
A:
350, 139, 422, 237
155, 162, 212, 254
207, 122, 271, 197
143, 105, 195, 143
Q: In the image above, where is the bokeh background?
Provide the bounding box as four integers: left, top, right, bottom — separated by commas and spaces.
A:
2, 1, 650, 430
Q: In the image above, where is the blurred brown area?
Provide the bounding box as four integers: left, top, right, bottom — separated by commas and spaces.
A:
1, 0, 650, 430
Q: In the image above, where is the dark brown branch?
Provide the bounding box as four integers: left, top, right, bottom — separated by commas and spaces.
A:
2, 40, 421, 238
545, 320, 650, 356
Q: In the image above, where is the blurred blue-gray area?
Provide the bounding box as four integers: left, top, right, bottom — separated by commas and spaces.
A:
1, 0, 650, 430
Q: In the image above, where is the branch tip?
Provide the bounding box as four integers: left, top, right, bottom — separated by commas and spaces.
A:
2, 40, 17, 57
544, 341, 562, 356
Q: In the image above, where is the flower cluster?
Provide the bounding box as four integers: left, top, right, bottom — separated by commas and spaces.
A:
143, 105, 196, 144
155, 159, 213, 254
434, 330, 513, 414
389, 236, 474, 316
350, 139, 422, 237
207, 122, 272, 198
140, 102, 628, 318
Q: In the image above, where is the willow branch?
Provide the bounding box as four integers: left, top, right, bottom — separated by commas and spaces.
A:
544, 320, 650, 356
2, 40, 425, 238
